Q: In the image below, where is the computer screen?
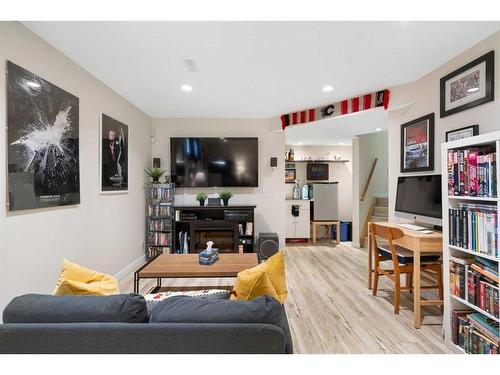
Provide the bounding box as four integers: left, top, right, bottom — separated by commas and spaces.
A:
395, 174, 442, 219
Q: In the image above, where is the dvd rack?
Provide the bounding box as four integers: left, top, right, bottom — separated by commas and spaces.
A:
441, 131, 500, 354
145, 183, 175, 260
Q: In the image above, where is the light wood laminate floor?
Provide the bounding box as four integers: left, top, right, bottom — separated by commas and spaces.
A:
123, 240, 453, 354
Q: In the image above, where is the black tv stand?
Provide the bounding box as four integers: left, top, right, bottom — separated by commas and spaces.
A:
173, 205, 256, 254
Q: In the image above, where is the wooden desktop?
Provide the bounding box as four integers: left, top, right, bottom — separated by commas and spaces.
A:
368, 221, 443, 328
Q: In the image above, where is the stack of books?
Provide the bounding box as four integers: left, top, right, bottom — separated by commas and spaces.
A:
449, 256, 499, 316
451, 310, 499, 354
447, 148, 497, 198
448, 203, 498, 257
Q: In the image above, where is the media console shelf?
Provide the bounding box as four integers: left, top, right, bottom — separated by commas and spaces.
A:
173, 205, 256, 254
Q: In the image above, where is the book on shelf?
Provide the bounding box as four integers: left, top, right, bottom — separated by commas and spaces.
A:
450, 256, 499, 317
448, 203, 498, 257
451, 309, 499, 354
245, 222, 253, 236
447, 148, 496, 198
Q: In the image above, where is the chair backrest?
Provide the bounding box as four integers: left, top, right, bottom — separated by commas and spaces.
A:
369, 223, 405, 266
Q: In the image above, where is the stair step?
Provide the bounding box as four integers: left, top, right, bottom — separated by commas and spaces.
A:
370, 215, 388, 222
375, 197, 388, 207
373, 206, 388, 216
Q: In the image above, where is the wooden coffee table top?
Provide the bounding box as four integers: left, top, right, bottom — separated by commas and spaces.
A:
138, 253, 258, 278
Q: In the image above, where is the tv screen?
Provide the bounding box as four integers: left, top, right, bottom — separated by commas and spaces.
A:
170, 137, 258, 187
395, 174, 442, 219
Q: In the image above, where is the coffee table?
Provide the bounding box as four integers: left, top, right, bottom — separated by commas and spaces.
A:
134, 253, 258, 293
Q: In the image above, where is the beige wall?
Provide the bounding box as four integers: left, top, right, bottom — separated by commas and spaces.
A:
284, 145, 353, 220
151, 118, 286, 246
0, 22, 152, 314
387, 30, 500, 220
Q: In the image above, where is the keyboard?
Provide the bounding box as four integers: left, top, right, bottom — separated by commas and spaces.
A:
397, 223, 427, 231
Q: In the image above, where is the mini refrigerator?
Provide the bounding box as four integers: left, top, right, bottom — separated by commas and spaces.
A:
311, 182, 339, 221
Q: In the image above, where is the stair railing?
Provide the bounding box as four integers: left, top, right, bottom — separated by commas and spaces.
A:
360, 158, 378, 202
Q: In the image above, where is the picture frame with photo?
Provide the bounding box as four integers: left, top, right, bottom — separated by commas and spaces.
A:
285, 169, 296, 184
445, 124, 479, 142
400, 113, 434, 173
440, 51, 494, 118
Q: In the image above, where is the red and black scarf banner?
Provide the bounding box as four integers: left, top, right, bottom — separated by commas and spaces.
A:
280, 89, 390, 130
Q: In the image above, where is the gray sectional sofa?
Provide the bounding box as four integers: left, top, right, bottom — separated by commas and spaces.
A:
0, 293, 293, 354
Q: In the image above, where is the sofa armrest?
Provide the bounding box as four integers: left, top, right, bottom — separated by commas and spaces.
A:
0, 322, 288, 354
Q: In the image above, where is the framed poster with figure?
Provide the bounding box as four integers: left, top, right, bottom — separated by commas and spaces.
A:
400, 113, 434, 173
7, 61, 80, 211
100, 112, 129, 193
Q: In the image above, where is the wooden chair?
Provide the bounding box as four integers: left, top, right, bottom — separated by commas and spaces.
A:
370, 223, 443, 314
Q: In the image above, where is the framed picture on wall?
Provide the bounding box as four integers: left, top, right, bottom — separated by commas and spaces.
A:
285, 169, 296, 183
440, 51, 494, 118
6, 61, 80, 211
307, 163, 329, 180
400, 113, 434, 173
100, 111, 129, 193
445, 124, 479, 142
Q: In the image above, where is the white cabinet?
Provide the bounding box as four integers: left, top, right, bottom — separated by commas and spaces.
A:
285, 200, 310, 239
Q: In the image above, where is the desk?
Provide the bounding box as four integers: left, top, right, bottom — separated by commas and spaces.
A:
368, 222, 443, 328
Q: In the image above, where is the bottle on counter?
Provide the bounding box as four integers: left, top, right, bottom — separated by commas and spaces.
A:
301, 184, 309, 200
287, 148, 294, 161
293, 179, 301, 199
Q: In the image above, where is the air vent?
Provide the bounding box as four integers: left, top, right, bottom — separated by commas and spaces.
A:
183, 58, 198, 73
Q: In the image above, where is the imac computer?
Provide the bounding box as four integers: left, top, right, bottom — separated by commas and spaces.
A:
395, 174, 442, 228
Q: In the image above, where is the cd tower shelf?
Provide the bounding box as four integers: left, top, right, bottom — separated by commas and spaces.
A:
145, 183, 175, 261
441, 130, 500, 354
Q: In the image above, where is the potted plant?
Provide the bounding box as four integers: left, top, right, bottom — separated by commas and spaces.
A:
196, 192, 207, 206
144, 166, 166, 183
219, 191, 233, 206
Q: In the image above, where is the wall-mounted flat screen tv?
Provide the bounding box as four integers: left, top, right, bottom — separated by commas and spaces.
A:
170, 137, 258, 187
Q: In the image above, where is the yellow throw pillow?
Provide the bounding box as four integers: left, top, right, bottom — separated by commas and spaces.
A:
232, 251, 287, 304
53, 259, 119, 296
231, 268, 279, 302
253, 251, 287, 303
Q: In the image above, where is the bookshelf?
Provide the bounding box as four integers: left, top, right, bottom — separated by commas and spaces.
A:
441, 130, 500, 354
145, 183, 175, 261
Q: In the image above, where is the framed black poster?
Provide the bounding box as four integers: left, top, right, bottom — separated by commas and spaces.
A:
7, 61, 80, 211
100, 112, 129, 193
445, 124, 479, 142
440, 51, 494, 118
400, 113, 434, 173
307, 163, 329, 180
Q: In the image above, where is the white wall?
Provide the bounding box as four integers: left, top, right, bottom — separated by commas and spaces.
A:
151, 118, 286, 247
0, 22, 152, 314
284, 145, 353, 220
352, 131, 388, 247
387, 30, 500, 220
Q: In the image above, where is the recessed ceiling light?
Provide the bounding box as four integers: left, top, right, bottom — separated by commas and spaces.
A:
323, 85, 334, 92
467, 87, 479, 93
181, 84, 193, 92
297, 142, 303, 145
375, 127, 382, 131
338, 142, 344, 145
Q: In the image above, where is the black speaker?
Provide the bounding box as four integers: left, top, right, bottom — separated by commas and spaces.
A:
257, 232, 279, 261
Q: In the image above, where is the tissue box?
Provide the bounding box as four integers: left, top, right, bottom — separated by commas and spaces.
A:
199, 248, 219, 265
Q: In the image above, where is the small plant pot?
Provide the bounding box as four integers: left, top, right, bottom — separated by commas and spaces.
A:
199, 199, 205, 206
222, 198, 229, 206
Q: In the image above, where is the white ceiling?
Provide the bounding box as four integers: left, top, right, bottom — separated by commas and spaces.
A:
24, 21, 500, 118
285, 108, 387, 146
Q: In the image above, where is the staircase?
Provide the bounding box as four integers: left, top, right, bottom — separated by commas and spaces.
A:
360, 196, 388, 248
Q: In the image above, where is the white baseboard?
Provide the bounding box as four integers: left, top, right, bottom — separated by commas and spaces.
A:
114, 254, 146, 281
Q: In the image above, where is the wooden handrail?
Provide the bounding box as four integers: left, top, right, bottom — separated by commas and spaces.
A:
359, 197, 377, 248
360, 158, 378, 202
